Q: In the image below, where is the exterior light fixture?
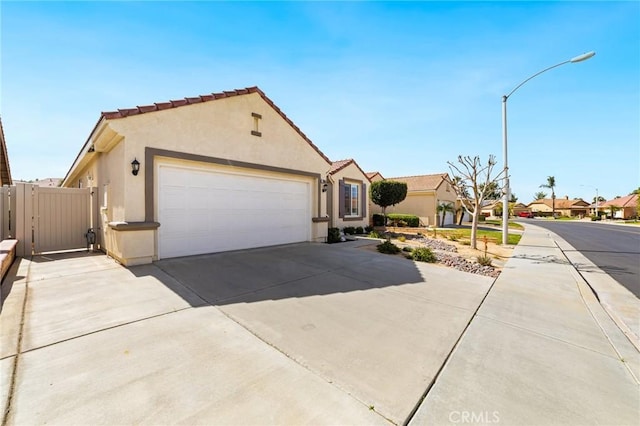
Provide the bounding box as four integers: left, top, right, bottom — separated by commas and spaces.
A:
131, 158, 140, 176
321, 179, 328, 193
501, 51, 595, 244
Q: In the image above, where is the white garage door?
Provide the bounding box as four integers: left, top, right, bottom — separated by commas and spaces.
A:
158, 165, 311, 259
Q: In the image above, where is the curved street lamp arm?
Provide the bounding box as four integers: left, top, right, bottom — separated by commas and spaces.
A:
505, 60, 570, 100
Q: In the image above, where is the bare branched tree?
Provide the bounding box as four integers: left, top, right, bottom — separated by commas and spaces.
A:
447, 155, 505, 249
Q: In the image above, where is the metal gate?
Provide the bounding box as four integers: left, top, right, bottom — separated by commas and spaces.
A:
0, 183, 98, 257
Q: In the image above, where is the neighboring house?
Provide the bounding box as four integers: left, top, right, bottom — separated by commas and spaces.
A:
528, 197, 590, 217
480, 201, 530, 218
62, 86, 346, 265
0, 117, 12, 186
327, 159, 370, 230
480, 200, 502, 218
512, 203, 531, 217
365, 171, 384, 219
600, 194, 638, 219
366, 171, 384, 183
372, 173, 457, 227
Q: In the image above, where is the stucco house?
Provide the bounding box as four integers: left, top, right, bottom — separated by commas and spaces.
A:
370, 173, 457, 227
326, 159, 370, 230
480, 201, 530, 218
528, 197, 590, 218
600, 194, 638, 219
62, 86, 366, 265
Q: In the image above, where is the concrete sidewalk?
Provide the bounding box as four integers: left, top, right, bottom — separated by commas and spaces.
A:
1, 225, 638, 425
410, 223, 640, 425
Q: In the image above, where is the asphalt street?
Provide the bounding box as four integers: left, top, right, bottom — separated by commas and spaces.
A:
520, 220, 640, 297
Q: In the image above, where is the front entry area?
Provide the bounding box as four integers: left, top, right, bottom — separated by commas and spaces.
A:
157, 164, 311, 259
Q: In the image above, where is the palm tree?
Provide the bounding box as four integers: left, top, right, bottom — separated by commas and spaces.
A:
540, 176, 556, 217
534, 191, 547, 201
437, 202, 455, 227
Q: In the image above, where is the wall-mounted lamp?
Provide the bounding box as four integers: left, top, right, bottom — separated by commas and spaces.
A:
321, 179, 328, 193
131, 158, 140, 176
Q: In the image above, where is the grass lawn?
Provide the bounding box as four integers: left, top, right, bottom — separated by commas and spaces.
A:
482, 220, 525, 230
438, 228, 522, 245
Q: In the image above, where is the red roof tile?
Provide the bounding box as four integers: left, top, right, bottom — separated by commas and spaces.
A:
328, 158, 371, 181
601, 194, 638, 208
99, 86, 332, 165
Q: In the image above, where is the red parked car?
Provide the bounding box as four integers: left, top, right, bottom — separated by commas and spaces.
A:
518, 211, 534, 218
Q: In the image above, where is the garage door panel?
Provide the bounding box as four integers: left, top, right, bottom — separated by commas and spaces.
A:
158, 166, 311, 259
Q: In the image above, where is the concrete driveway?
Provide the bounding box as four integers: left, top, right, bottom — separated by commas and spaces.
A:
1, 241, 493, 425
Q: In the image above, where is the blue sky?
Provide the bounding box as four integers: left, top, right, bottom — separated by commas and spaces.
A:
1, 1, 638, 203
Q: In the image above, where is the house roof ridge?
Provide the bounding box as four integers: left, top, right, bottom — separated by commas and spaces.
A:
64, 86, 334, 184
101, 86, 262, 119
387, 172, 447, 179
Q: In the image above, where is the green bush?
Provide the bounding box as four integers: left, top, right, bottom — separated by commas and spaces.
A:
369, 230, 383, 239
372, 214, 385, 226
364, 225, 373, 233
343, 226, 356, 235
402, 246, 413, 252
355, 226, 364, 234
477, 255, 493, 266
411, 247, 437, 263
327, 227, 341, 244
386, 214, 419, 227
377, 240, 400, 254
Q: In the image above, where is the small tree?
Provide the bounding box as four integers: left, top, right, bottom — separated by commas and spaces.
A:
534, 191, 547, 201
540, 176, 557, 217
369, 180, 408, 224
448, 155, 505, 249
437, 202, 455, 227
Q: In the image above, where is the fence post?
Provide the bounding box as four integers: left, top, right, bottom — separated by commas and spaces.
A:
14, 183, 33, 257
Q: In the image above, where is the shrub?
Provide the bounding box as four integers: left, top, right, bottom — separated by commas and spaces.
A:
327, 227, 341, 244
397, 235, 406, 242
369, 230, 383, 239
446, 232, 462, 242
477, 255, 493, 266
343, 226, 356, 235
377, 240, 400, 254
386, 214, 419, 227
372, 214, 385, 226
402, 246, 413, 252
355, 226, 364, 234
364, 225, 373, 233
411, 247, 437, 263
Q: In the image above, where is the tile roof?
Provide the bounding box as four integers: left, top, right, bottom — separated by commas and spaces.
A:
386, 173, 448, 192
100, 86, 332, 165
529, 198, 590, 209
601, 194, 638, 208
328, 158, 371, 181
366, 171, 384, 180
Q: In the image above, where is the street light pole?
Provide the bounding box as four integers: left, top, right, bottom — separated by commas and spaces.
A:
581, 184, 599, 217
501, 51, 595, 245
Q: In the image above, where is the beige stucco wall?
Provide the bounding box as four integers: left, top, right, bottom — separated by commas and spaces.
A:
64, 92, 332, 263
386, 181, 457, 227
330, 163, 370, 229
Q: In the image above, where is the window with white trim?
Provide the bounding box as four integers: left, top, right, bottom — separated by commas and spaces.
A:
343, 182, 359, 216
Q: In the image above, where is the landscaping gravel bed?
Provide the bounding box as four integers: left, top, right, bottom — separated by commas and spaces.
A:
414, 237, 458, 253
435, 252, 500, 278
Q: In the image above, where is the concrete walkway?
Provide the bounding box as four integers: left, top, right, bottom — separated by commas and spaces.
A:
410, 223, 640, 425
1, 224, 638, 425
1, 242, 493, 425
